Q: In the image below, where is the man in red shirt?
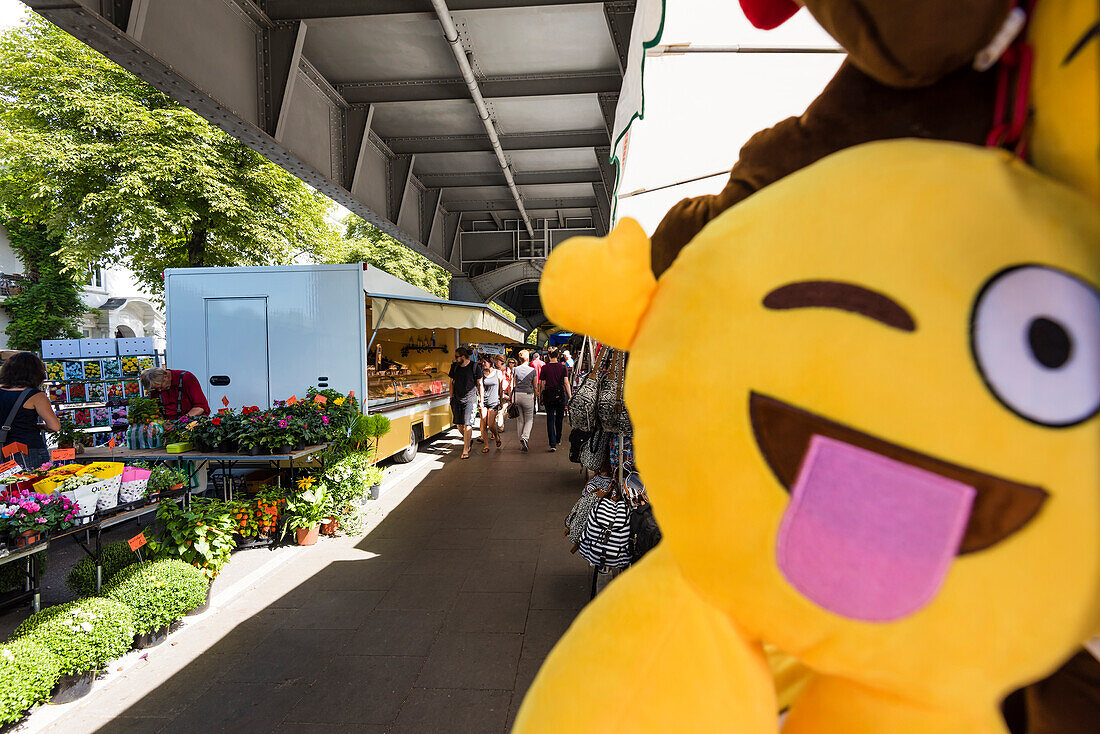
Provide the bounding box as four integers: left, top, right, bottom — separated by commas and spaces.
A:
139, 368, 211, 420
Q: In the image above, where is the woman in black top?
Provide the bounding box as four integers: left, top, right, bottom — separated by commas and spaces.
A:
0, 352, 61, 469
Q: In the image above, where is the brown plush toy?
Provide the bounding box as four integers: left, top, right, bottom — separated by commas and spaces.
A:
649, 0, 1014, 276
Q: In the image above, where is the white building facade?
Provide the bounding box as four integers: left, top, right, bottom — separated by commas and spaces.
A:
0, 224, 166, 351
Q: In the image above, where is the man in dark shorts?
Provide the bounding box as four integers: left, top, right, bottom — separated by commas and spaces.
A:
448, 347, 479, 459
538, 347, 571, 451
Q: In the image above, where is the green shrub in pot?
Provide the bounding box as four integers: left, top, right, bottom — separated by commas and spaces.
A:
0, 639, 62, 725
65, 541, 141, 596
102, 559, 208, 635
146, 498, 236, 580
14, 598, 135, 675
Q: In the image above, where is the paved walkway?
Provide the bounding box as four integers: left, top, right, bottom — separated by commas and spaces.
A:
29, 429, 593, 734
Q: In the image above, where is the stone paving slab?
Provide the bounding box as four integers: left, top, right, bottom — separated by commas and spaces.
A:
21, 426, 597, 734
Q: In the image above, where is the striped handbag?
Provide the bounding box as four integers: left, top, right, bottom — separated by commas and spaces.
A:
578, 494, 632, 569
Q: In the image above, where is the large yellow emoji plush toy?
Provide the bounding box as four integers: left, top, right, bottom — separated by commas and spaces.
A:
514, 6, 1099, 734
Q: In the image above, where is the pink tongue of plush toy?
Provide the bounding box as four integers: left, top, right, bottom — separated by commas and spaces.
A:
776, 435, 976, 622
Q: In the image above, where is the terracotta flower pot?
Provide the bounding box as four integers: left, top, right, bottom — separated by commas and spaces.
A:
14, 530, 42, 547
320, 517, 339, 536
296, 526, 319, 546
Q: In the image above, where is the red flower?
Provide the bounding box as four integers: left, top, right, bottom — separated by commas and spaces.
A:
211, 417, 222, 426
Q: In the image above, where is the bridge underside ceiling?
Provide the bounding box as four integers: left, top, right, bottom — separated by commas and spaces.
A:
23, 0, 629, 322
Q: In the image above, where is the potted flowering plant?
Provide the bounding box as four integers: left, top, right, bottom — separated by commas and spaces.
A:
280, 480, 328, 546
2, 492, 78, 546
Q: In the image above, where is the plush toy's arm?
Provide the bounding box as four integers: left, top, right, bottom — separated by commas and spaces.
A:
512, 547, 778, 734
649, 61, 997, 277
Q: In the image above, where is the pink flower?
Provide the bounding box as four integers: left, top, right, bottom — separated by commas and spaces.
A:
321, 416, 329, 424
278, 420, 288, 428
36, 518, 46, 524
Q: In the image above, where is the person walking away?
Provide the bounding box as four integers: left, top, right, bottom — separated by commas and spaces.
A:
529, 351, 546, 412
495, 355, 511, 434
478, 357, 503, 452
538, 348, 571, 451
448, 347, 480, 459
0, 352, 61, 470
512, 351, 537, 452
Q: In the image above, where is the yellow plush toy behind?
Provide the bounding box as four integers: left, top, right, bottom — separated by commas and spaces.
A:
520, 140, 1100, 734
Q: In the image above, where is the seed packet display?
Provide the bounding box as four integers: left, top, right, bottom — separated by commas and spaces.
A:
111, 406, 128, 426
63, 361, 84, 381
82, 359, 102, 380
105, 382, 126, 401
67, 382, 87, 403
73, 408, 91, 427
135, 356, 155, 371
91, 407, 110, 427
123, 380, 141, 398
85, 382, 107, 402
47, 384, 68, 403
90, 431, 111, 447
120, 356, 141, 377
45, 361, 65, 382
100, 358, 122, 379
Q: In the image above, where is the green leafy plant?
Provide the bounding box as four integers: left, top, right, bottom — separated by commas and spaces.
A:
0, 219, 84, 351
65, 541, 141, 597
346, 413, 391, 459
147, 498, 235, 580
101, 559, 208, 635
14, 598, 135, 675
126, 397, 161, 426
0, 638, 61, 726
321, 453, 377, 535
55, 418, 84, 450
139, 464, 189, 495
0, 16, 342, 299
280, 483, 329, 541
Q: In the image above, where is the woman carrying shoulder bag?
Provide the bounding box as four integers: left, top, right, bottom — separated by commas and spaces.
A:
0, 352, 61, 469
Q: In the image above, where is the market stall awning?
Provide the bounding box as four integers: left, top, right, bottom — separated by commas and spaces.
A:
368, 293, 525, 344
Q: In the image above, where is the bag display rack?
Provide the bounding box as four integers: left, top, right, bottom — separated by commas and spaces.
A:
562, 344, 661, 599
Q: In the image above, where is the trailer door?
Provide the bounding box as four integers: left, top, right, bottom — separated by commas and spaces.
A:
204, 297, 270, 409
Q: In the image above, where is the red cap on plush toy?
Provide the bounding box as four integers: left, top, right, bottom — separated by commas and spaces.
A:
739, 0, 800, 29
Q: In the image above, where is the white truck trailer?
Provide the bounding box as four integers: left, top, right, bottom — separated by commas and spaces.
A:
164, 263, 524, 461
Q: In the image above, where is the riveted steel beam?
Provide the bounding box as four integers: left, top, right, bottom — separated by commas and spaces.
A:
340, 73, 620, 104
446, 196, 597, 212
265, 0, 635, 21
386, 129, 608, 154
418, 168, 601, 188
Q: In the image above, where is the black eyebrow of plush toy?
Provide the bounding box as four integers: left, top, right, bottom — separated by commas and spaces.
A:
763, 281, 917, 332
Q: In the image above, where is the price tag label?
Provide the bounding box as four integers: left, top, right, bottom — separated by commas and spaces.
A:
217, 408, 229, 415
0, 459, 21, 480
128, 532, 147, 552
286, 395, 298, 406
2, 442, 27, 458
51, 448, 76, 461
348, 390, 355, 399
313, 394, 327, 405
107, 435, 117, 449
221, 395, 230, 407
262, 506, 278, 515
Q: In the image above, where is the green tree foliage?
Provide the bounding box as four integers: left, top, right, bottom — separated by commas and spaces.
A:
0, 16, 341, 297
1, 219, 85, 350
316, 213, 451, 298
